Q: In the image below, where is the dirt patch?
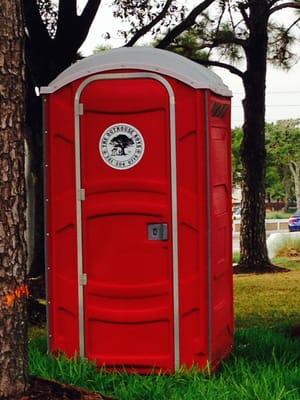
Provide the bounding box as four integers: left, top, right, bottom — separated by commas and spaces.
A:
13, 377, 114, 400
276, 247, 300, 258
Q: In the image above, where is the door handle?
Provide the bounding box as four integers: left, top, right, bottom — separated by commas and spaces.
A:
147, 224, 168, 241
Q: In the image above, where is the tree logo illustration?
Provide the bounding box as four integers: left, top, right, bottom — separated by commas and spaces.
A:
99, 123, 145, 170
110, 135, 134, 156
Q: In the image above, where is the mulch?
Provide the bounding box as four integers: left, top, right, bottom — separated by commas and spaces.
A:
15, 377, 114, 400
233, 263, 290, 274
287, 325, 300, 339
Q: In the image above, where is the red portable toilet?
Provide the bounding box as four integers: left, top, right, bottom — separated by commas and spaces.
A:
41, 47, 233, 373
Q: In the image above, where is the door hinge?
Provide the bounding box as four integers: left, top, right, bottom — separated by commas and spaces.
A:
80, 273, 87, 286
76, 103, 84, 116
79, 188, 85, 201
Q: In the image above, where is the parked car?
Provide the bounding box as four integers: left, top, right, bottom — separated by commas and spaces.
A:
288, 210, 300, 232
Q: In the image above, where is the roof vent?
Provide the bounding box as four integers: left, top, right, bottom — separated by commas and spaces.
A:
211, 102, 228, 118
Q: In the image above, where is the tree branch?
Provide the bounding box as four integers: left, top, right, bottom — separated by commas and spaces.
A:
125, 0, 173, 47
289, 160, 298, 177
208, 1, 226, 58
76, 0, 102, 48
286, 16, 300, 33
58, 0, 77, 20
209, 35, 246, 48
269, 2, 300, 15
191, 58, 244, 78
80, 0, 102, 26
56, 0, 77, 38
23, 0, 51, 45
156, 0, 216, 49
238, 3, 250, 29
268, 0, 281, 7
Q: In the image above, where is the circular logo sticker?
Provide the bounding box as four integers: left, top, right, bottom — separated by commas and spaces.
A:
99, 123, 145, 170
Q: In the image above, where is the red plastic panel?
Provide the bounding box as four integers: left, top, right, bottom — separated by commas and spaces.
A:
45, 87, 80, 356
174, 83, 209, 368
79, 78, 174, 372
208, 94, 233, 366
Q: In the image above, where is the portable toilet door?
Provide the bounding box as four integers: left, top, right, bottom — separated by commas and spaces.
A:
78, 73, 177, 371
41, 47, 233, 373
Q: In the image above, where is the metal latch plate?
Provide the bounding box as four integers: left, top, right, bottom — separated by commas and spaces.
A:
147, 224, 168, 241
80, 273, 87, 286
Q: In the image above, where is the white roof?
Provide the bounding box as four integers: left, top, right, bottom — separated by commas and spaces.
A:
40, 47, 231, 96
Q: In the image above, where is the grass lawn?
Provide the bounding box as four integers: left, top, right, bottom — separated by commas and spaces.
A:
29, 258, 300, 400
265, 211, 294, 219
234, 259, 300, 328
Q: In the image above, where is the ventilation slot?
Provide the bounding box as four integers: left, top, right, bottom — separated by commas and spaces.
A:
211, 103, 228, 118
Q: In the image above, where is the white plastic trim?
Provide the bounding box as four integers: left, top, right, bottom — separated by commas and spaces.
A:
40, 47, 231, 97
74, 72, 181, 370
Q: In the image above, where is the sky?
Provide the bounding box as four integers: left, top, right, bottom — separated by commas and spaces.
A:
78, 0, 300, 127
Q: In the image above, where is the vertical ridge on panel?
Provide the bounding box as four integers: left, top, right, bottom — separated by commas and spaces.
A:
208, 92, 233, 366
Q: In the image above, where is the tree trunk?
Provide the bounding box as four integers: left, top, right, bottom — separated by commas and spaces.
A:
25, 72, 44, 277
238, 1, 273, 272
289, 161, 300, 210
282, 165, 292, 212
0, 1, 28, 398
23, 0, 101, 277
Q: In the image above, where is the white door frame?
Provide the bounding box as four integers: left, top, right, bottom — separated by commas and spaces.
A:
74, 72, 180, 369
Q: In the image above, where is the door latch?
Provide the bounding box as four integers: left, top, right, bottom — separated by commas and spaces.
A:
147, 224, 168, 241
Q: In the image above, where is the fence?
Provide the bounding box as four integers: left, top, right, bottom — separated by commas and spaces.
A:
233, 219, 289, 234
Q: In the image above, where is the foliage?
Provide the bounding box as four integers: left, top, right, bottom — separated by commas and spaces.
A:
111, 0, 186, 43
266, 119, 300, 208
233, 119, 300, 204
37, 0, 58, 38
93, 43, 112, 54
265, 166, 286, 201
231, 119, 300, 204
232, 127, 243, 184
266, 211, 294, 219
266, 120, 300, 169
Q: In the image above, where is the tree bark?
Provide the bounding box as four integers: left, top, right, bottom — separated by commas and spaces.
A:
0, 1, 28, 398
238, 0, 272, 271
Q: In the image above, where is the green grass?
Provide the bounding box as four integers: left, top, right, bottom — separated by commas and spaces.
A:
234, 269, 300, 328
273, 257, 300, 270
28, 257, 300, 399
266, 211, 293, 219
29, 329, 300, 400
233, 251, 240, 263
